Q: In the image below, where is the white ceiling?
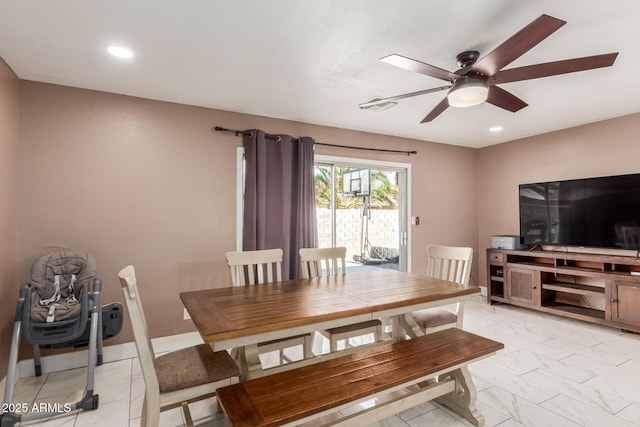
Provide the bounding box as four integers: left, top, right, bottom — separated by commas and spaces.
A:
1, 1, 638, 148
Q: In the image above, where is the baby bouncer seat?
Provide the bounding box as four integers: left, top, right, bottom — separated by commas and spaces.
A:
1, 248, 122, 427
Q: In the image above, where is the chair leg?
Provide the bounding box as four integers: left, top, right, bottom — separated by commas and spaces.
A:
456, 302, 465, 329
311, 331, 324, 356
330, 335, 339, 353
374, 323, 383, 342
181, 401, 194, 427
142, 392, 160, 427
33, 344, 42, 377
303, 334, 313, 359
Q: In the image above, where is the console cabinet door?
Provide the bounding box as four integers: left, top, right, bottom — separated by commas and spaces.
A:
507, 267, 539, 306
611, 281, 640, 327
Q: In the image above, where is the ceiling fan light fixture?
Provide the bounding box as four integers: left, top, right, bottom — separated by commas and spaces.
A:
447, 78, 488, 108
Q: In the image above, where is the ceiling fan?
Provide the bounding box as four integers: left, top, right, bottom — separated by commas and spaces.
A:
359, 14, 618, 123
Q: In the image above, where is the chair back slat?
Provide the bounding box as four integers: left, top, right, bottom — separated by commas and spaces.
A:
299, 247, 347, 279
226, 249, 283, 285
425, 245, 473, 286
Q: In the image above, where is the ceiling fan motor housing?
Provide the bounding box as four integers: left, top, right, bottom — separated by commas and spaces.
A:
456, 50, 480, 68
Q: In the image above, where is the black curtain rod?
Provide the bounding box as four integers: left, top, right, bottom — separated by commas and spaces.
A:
213, 126, 417, 155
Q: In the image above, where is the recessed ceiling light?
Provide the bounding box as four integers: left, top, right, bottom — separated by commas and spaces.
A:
107, 45, 133, 59
489, 126, 503, 133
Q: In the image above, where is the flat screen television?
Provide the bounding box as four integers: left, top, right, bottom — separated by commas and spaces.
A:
519, 173, 640, 250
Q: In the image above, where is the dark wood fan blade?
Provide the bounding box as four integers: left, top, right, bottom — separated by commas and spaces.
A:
421, 97, 449, 123
381, 54, 458, 82
359, 85, 452, 108
486, 86, 528, 112
490, 53, 619, 85
473, 14, 566, 76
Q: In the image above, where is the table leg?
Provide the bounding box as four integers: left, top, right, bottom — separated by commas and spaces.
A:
235, 344, 262, 381
393, 313, 423, 340
435, 366, 485, 427
390, 316, 402, 341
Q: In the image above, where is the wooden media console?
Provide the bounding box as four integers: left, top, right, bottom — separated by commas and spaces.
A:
487, 248, 640, 331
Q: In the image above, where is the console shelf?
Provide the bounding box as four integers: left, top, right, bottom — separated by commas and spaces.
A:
541, 282, 605, 298
542, 303, 606, 321
487, 248, 640, 332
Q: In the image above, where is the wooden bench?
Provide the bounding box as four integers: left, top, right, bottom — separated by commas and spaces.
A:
216, 329, 503, 427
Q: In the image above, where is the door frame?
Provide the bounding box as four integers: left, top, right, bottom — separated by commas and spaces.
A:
315, 154, 412, 273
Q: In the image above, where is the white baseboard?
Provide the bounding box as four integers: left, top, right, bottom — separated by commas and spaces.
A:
17, 332, 203, 378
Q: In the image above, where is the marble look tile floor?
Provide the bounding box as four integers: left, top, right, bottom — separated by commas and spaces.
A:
7, 296, 640, 426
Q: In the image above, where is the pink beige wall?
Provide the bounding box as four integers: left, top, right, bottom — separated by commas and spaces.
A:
476, 113, 640, 285
18, 81, 478, 349
0, 58, 20, 378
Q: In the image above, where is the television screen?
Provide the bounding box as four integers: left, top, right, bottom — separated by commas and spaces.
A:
519, 173, 640, 250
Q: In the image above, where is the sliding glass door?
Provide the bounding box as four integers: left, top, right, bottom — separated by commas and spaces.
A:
314, 156, 410, 272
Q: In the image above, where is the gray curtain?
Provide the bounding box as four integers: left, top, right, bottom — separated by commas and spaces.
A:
243, 129, 318, 279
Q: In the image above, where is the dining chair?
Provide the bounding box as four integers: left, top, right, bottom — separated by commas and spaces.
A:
299, 246, 382, 354
225, 249, 312, 364
117, 265, 239, 427
411, 245, 473, 333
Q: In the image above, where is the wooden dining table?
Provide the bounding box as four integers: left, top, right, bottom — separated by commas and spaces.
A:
180, 269, 480, 380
